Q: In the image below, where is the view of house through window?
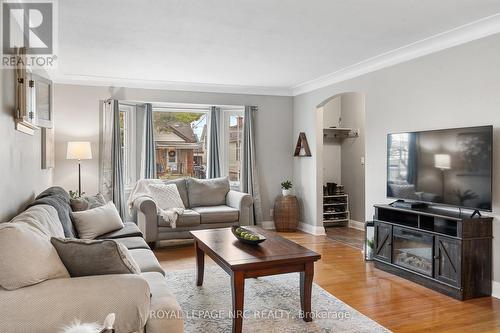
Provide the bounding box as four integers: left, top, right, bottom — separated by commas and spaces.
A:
153, 111, 207, 180
227, 114, 244, 184
118, 103, 244, 187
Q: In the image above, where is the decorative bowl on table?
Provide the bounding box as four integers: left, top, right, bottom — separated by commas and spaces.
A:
231, 226, 266, 245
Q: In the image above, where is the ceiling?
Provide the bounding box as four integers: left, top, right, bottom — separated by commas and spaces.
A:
51, 0, 500, 95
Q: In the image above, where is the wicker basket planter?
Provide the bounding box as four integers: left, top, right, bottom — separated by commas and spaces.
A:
273, 195, 299, 232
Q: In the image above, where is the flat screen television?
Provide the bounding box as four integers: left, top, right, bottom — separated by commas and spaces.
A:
387, 125, 493, 211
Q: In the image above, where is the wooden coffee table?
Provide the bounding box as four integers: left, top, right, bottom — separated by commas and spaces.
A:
190, 227, 321, 333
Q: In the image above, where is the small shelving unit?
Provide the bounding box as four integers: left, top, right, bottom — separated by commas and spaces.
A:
323, 194, 349, 227
323, 127, 359, 139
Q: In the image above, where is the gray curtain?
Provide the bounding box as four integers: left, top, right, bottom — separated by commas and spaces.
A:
143, 103, 156, 179
242, 106, 263, 225
207, 106, 221, 178
111, 100, 126, 219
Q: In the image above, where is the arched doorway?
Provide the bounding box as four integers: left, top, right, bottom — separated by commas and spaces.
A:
316, 92, 366, 248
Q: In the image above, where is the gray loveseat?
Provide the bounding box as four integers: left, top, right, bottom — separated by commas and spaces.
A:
0, 187, 183, 333
133, 177, 253, 244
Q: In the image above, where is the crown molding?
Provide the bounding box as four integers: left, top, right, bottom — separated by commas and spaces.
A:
51, 13, 500, 97
292, 13, 500, 96
51, 73, 293, 97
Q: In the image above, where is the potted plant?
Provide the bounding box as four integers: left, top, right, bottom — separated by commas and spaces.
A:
281, 180, 292, 196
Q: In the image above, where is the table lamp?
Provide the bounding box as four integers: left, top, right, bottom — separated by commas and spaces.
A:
67, 141, 92, 197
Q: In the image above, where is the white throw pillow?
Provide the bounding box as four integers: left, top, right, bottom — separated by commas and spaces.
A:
0, 222, 69, 290
148, 183, 185, 210
72, 201, 124, 239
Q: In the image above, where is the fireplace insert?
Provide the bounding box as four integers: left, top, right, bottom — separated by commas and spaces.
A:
392, 227, 433, 276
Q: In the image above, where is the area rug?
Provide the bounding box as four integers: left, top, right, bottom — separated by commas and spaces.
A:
165, 266, 390, 333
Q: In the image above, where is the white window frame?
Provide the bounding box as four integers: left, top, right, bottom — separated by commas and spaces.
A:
221, 109, 245, 189
119, 104, 137, 192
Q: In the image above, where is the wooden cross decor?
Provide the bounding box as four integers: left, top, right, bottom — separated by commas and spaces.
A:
294, 132, 312, 157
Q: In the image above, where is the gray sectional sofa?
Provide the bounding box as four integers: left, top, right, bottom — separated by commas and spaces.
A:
133, 177, 253, 244
0, 187, 183, 333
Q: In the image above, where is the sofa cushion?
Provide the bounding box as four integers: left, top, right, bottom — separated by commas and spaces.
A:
129, 249, 165, 276
70, 193, 107, 212
97, 221, 143, 239
158, 209, 200, 228
186, 177, 230, 207
0, 223, 69, 290
0, 274, 151, 333
162, 178, 189, 208
141, 272, 183, 333
51, 238, 140, 277
192, 205, 239, 224
72, 202, 124, 239
27, 186, 76, 238
11, 205, 64, 238
114, 236, 150, 250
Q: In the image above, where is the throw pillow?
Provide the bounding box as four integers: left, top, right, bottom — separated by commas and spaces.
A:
162, 178, 189, 207
0, 223, 69, 290
148, 183, 185, 210
51, 238, 140, 277
71, 193, 107, 212
71, 201, 124, 239
186, 176, 230, 207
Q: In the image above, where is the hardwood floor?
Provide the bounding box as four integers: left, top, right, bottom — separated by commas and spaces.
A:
325, 225, 364, 249
154, 230, 500, 333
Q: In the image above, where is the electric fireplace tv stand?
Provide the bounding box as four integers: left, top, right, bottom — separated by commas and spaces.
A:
373, 204, 492, 300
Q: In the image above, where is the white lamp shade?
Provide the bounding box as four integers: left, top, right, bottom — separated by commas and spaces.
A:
434, 154, 451, 169
67, 142, 92, 160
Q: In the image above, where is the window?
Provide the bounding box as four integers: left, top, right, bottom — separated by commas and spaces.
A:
153, 110, 207, 180
119, 104, 136, 189
222, 110, 244, 188
118, 102, 245, 189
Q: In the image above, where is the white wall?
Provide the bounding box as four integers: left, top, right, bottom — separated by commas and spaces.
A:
53, 84, 293, 223
0, 69, 53, 221
340, 93, 365, 223
322, 96, 341, 184
293, 33, 500, 282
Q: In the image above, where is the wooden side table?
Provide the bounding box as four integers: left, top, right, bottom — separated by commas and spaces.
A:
273, 195, 299, 231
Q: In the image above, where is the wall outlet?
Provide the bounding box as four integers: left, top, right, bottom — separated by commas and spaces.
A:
360, 156, 365, 165
270, 209, 274, 217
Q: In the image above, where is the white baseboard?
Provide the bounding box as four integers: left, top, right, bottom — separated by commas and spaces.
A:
298, 222, 326, 236
348, 220, 365, 231
492, 280, 500, 299
261, 220, 275, 230
260, 220, 325, 235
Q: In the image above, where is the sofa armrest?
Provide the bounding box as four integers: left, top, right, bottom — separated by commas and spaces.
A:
226, 190, 254, 226
0, 275, 151, 333
133, 196, 158, 243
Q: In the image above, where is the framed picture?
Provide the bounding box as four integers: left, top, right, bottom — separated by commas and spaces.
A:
41, 127, 55, 169
14, 47, 38, 135
32, 73, 53, 128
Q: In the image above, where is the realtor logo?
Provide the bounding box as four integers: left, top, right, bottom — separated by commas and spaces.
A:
1, 0, 57, 68
2, 1, 53, 54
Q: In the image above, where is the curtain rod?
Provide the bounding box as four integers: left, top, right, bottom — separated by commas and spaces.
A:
118, 102, 249, 112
